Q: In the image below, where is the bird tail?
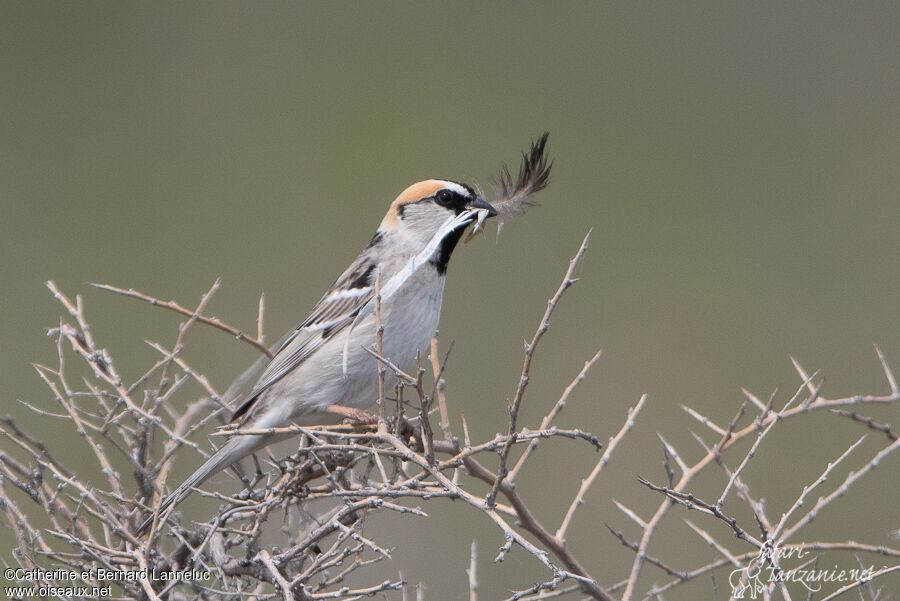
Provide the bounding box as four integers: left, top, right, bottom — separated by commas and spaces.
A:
136, 434, 262, 535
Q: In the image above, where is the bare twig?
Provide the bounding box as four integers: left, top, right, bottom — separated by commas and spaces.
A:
158, 278, 220, 394
557, 394, 647, 542
257, 292, 266, 345
829, 409, 897, 441
605, 524, 686, 580
259, 549, 296, 601
717, 377, 813, 510
509, 349, 602, 482
818, 564, 900, 601
10, 257, 898, 601
429, 336, 454, 442
770, 435, 865, 540
781, 435, 900, 542
374, 273, 386, 429
873, 343, 898, 395
487, 230, 591, 508
90, 281, 272, 357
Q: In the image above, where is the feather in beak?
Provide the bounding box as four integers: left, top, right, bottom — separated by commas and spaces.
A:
464, 132, 552, 243
464, 202, 492, 242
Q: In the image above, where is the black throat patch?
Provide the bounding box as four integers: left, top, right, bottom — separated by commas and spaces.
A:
429, 225, 466, 276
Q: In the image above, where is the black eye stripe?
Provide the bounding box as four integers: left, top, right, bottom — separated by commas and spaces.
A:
397, 186, 473, 216
434, 188, 472, 209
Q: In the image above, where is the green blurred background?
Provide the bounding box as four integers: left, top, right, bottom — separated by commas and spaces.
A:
2, 2, 898, 598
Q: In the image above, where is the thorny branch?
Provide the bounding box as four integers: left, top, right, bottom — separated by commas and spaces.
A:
89, 281, 272, 358
2, 240, 898, 601
485, 230, 591, 509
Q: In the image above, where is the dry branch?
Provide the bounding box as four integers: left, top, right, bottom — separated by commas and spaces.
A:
2, 250, 897, 601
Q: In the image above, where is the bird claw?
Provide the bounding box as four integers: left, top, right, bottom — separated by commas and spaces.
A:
324, 405, 378, 425
324, 405, 412, 439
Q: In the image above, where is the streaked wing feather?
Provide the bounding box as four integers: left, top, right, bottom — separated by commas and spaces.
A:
231, 255, 376, 422
304, 295, 366, 329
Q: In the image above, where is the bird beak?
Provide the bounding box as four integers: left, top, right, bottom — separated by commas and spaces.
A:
462, 197, 497, 244
466, 197, 498, 217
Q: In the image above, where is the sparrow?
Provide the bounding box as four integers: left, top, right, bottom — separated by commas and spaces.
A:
138, 134, 551, 534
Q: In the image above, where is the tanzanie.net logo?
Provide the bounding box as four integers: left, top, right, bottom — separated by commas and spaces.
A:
729, 542, 879, 598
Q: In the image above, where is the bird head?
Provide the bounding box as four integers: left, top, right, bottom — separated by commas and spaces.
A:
375, 180, 497, 274
379, 179, 496, 232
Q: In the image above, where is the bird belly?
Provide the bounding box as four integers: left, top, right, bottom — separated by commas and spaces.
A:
263, 270, 445, 423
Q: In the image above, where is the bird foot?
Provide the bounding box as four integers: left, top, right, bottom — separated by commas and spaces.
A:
324, 404, 379, 425
323, 405, 413, 438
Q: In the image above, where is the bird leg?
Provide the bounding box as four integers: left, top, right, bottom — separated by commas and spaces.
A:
323, 405, 413, 438
324, 404, 379, 425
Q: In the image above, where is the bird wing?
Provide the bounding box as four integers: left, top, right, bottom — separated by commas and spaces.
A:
230, 254, 376, 422
231, 209, 480, 423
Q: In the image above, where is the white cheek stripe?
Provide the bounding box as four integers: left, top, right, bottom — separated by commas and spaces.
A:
437, 180, 470, 197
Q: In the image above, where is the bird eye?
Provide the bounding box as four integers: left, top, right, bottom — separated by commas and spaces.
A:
435, 190, 454, 206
